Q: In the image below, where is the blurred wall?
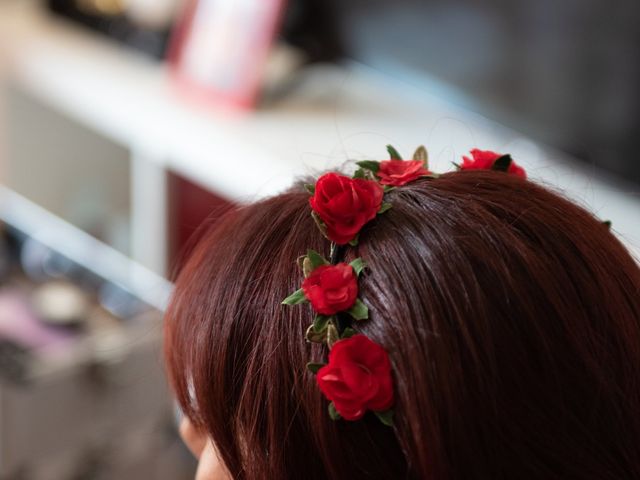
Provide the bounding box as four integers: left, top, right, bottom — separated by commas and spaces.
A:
4, 85, 131, 255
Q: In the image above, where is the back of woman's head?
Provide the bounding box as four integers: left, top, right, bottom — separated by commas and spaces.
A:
165, 170, 640, 479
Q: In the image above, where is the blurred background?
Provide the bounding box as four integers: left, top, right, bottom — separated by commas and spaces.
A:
0, 0, 638, 478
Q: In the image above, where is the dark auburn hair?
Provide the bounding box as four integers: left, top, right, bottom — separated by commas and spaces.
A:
165, 170, 640, 479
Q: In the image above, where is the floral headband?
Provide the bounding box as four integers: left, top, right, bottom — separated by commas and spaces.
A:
282, 147, 526, 425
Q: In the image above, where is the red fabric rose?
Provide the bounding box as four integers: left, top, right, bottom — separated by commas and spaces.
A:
302, 263, 358, 315
309, 173, 384, 245
461, 149, 526, 178
377, 160, 431, 186
317, 335, 394, 420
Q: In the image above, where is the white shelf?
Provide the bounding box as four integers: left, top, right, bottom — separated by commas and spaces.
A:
1, 0, 639, 262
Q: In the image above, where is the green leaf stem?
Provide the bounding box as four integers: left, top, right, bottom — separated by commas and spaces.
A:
347, 299, 369, 321
386, 145, 402, 160
374, 409, 395, 426
349, 258, 367, 277
492, 154, 513, 172
282, 288, 307, 305
313, 314, 332, 333
378, 202, 392, 214
412, 145, 428, 167
355, 160, 381, 174
328, 402, 341, 420
306, 362, 326, 374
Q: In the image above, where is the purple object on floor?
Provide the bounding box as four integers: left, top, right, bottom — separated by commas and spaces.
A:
0, 289, 75, 351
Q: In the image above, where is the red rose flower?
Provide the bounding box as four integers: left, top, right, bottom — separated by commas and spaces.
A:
461, 149, 526, 178
309, 173, 384, 245
302, 263, 358, 315
461, 149, 499, 170
317, 335, 394, 420
377, 160, 431, 186
507, 162, 526, 178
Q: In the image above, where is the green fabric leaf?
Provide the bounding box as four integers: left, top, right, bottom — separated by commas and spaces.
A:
302, 257, 313, 278
374, 409, 394, 426
282, 288, 307, 305
296, 254, 306, 268
383, 185, 396, 193
307, 249, 328, 270
492, 154, 512, 172
304, 183, 315, 195
305, 324, 327, 344
378, 202, 392, 214
347, 298, 369, 321
328, 402, 341, 421
349, 258, 366, 277
353, 168, 366, 179
340, 327, 357, 339
452, 161, 461, 170
386, 145, 402, 160
355, 160, 381, 174
311, 211, 329, 239
313, 314, 331, 333
412, 145, 428, 168
348, 235, 359, 247
327, 323, 340, 348
306, 362, 326, 374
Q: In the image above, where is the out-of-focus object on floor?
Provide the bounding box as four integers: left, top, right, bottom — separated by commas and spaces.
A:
46, 0, 181, 59
30, 281, 91, 328
46, 0, 304, 109
169, 0, 286, 109
0, 189, 195, 480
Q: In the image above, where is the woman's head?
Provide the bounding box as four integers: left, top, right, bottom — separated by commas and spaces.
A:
166, 170, 640, 479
